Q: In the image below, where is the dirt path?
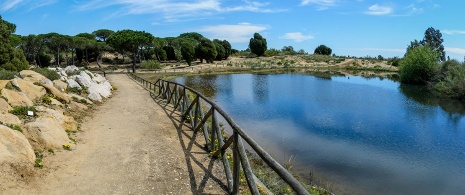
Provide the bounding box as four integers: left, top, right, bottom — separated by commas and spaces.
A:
4, 74, 227, 195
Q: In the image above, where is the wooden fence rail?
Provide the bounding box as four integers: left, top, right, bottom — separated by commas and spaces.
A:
128, 73, 310, 195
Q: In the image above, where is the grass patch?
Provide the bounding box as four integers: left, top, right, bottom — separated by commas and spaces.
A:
141, 60, 162, 69
32, 68, 61, 80
6, 124, 23, 133
0, 69, 18, 80
9, 106, 37, 118
34, 150, 44, 168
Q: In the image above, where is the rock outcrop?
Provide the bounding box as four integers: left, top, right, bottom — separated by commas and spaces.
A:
0, 98, 12, 113
24, 116, 70, 149
0, 125, 36, 164
40, 83, 70, 103
1, 89, 34, 107
10, 78, 47, 102
0, 113, 21, 125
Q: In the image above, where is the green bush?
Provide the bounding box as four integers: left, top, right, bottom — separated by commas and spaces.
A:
0, 69, 17, 80
399, 46, 439, 84
10, 106, 37, 118
32, 68, 61, 80
141, 60, 161, 69
434, 62, 465, 100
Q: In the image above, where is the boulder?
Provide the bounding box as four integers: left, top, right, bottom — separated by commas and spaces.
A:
0, 98, 12, 113
63, 116, 78, 131
87, 90, 102, 102
64, 65, 79, 73
66, 78, 82, 90
92, 73, 106, 83
24, 116, 69, 149
90, 82, 112, 99
0, 113, 21, 125
10, 78, 46, 102
1, 89, 33, 107
53, 79, 68, 92
0, 80, 9, 89
40, 78, 53, 87
19, 70, 48, 83
75, 72, 93, 88
0, 125, 36, 165
56, 68, 68, 77
68, 101, 88, 112
35, 106, 65, 126
40, 83, 70, 103
68, 93, 93, 104
50, 98, 63, 107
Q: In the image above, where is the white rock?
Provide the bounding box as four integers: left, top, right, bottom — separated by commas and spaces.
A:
64, 65, 79, 73
40, 78, 53, 86
57, 68, 68, 77
92, 73, 106, 83
75, 72, 93, 88
66, 79, 82, 90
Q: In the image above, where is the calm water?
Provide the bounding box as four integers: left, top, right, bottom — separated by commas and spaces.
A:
173, 73, 465, 195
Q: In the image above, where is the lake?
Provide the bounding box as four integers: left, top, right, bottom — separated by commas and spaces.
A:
173, 73, 465, 194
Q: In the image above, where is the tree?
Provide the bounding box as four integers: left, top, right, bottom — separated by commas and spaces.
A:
179, 32, 204, 41
314, 45, 332, 55
421, 27, 445, 62
93, 29, 114, 42
213, 39, 225, 61
399, 46, 439, 84
152, 37, 167, 62
180, 38, 196, 66
195, 38, 217, 63
76, 33, 96, 64
0, 16, 29, 71
107, 30, 154, 72
249, 33, 267, 56
221, 40, 232, 59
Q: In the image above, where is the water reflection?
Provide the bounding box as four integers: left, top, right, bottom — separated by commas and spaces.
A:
173, 73, 465, 195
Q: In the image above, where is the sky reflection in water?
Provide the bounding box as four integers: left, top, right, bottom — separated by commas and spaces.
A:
174, 73, 465, 194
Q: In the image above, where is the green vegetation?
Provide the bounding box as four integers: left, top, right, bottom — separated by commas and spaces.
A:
34, 151, 44, 168
0, 16, 29, 71
6, 124, 23, 133
400, 46, 439, 84
249, 33, 267, 56
0, 69, 17, 80
141, 60, 162, 69
434, 60, 465, 100
32, 67, 61, 80
314, 45, 332, 56
9, 106, 37, 118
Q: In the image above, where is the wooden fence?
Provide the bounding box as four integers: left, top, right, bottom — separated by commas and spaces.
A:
128, 73, 309, 195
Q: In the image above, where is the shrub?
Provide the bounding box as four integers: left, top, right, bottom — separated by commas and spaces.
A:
0, 69, 17, 80
141, 60, 161, 69
434, 62, 465, 99
32, 68, 61, 80
10, 106, 37, 117
399, 46, 439, 84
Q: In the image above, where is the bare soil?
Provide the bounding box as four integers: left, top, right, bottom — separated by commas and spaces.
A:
2, 74, 227, 195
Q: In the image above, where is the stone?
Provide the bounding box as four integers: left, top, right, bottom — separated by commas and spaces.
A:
35, 106, 65, 126
19, 70, 48, 83
40, 83, 70, 103
57, 68, 68, 77
0, 98, 12, 114
75, 72, 93, 88
0, 80, 9, 89
10, 78, 46, 101
24, 116, 70, 149
92, 73, 106, 83
89, 82, 112, 99
66, 79, 82, 90
53, 79, 68, 92
1, 89, 33, 107
64, 65, 79, 73
87, 90, 102, 102
0, 113, 21, 125
63, 116, 78, 131
68, 101, 88, 112
40, 78, 53, 86
50, 98, 63, 106
0, 125, 36, 165
68, 93, 93, 104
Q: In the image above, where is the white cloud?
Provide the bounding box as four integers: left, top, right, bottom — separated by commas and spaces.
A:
196, 23, 268, 43
301, 0, 337, 10
76, 0, 283, 23
365, 4, 393, 15
279, 32, 314, 42
0, 0, 55, 12
443, 30, 465, 35
445, 47, 465, 55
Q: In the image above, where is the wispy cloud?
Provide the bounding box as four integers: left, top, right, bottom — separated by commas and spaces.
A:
279, 32, 314, 42
301, 0, 337, 10
0, 0, 56, 12
445, 47, 465, 55
365, 4, 393, 15
196, 23, 268, 43
76, 0, 284, 23
443, 30, 465, 35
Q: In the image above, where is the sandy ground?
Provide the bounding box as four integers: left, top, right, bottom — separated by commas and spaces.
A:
2, 74, 227, 195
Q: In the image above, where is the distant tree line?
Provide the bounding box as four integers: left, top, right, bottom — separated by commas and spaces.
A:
0, 16, 233, 73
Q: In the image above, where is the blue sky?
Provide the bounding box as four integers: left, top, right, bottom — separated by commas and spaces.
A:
1, 0, 465, 60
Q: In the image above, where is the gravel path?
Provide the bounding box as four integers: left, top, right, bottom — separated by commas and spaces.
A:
4, 74, 227, 195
